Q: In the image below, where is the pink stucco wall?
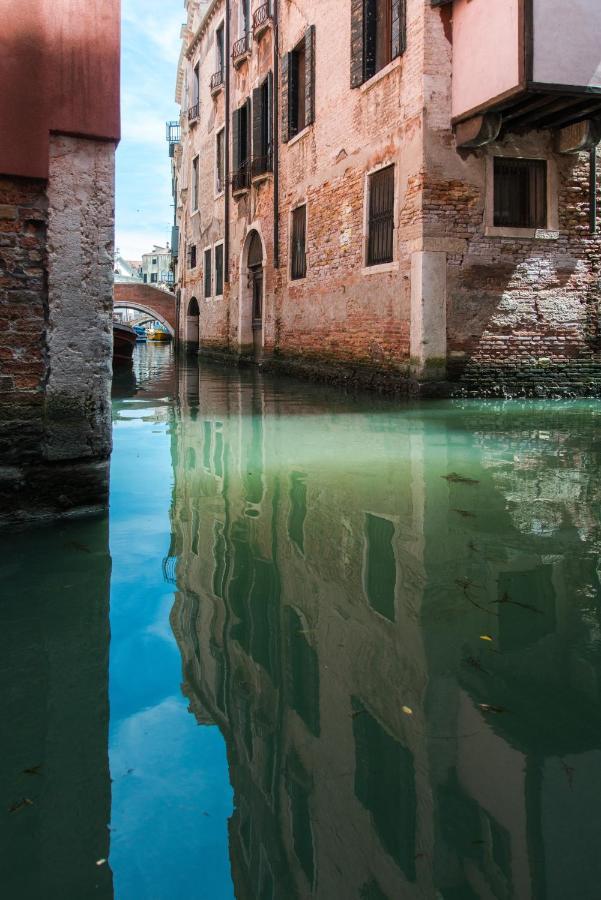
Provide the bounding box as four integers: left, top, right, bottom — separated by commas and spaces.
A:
533, 0, 601, 89
452, 0, 521, 121
0, 0, 121, 179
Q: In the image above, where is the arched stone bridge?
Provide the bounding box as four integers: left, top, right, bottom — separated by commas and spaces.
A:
114, 283, 177, 336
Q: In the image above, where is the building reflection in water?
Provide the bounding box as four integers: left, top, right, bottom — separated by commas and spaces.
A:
0, 517, 113, 899
169, 358, 601, 900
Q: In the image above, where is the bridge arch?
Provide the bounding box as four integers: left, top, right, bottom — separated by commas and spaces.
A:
114, 283, 177, 336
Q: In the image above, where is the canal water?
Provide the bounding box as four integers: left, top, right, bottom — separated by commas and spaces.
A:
3, 345, 601, 900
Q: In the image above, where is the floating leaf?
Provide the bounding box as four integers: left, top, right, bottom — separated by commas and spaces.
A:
402, 706, 413, 716
22, 765, 42, 776
96, 859, 107, 867
480, 635, 493, 642
442, 473, 480, 485
9, 798, 33, 814
452, 508, 477, 519
479, 703, 506, 714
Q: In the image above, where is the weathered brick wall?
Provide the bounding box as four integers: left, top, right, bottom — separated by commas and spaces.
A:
0, 177, 48, 465
424, 3, 601, 395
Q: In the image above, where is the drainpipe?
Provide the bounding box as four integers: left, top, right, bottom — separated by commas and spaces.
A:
591, 146, 597, 235
273, 0, 280, 268
225, 0, 231, 281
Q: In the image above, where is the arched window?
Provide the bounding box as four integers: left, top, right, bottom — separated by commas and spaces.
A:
187, 296, 200, 316
247, 231, 263, 269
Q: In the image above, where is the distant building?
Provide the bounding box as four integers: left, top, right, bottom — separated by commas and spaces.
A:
141, 245, 174, 290
114, 252, 142, 282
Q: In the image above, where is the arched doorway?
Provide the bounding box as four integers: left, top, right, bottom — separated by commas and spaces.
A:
247, 230, 263, 361
186, 296, 200, 349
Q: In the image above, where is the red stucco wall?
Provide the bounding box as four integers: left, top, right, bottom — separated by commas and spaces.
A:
0, 0, 121, 179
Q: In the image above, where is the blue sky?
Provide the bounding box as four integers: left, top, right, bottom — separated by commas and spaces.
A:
116, 0, 185, 260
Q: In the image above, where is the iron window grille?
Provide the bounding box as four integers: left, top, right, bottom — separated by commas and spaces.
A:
188, 102, 199, 122
367, 165, 395, 266
291, 205, 307, 280
493, 157, 547, 229
204, 248, 212, 298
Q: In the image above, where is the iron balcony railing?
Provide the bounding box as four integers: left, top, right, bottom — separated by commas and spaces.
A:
253, 2, 273, 36
188, 102, 199, 122
232, 161, 251, 193
210, 69, 224, 93
251, 149, 273, 179
232, 32, 251, 63
165, 121, 181, 144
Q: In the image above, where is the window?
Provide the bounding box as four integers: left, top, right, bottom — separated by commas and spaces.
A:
216, 23, 225, 77
190, 62, 200, 118
189, 244, 197, 269
364, 513, 396, 620
143, 274, 148, 284
367, 165, 394, 266
150, 272, 158, 283
215, 243, 224, 296
232, 99, 251, 191
240, 0, 250, 38
350, 0, 406, 87
493, 157, 547, 229
204, 247, 212, 298
216, 129, 225, 194
291, 204, 307, 280
282, 27, 315, 142
152, 257, 157, 265
192, 156, 199, 211
252, 73, 273, 177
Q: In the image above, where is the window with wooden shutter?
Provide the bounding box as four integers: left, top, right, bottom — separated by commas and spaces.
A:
189, 244, 197, 269
192, 156, 199, 210
204, 248, 212, 297
351, 0, 405, 87
493, 158, 547, 229
215, 244, 224, 295
282, 27, 315, 141
232, 100, 251, 192
291, 205, 307, 280
252, 73, 273, 178
216, 129, 225, 194
367, 165, 395, 266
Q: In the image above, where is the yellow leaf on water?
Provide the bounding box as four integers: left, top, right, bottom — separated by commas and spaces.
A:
480, 635, 493, 642
402, 706, 413, 716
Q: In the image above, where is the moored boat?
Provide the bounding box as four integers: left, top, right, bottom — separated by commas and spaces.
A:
113, 322, 137, 364
133, 325, 147, 342
147, 327, 172, 342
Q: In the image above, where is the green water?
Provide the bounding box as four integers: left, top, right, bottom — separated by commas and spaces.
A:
2, 347, 601, 899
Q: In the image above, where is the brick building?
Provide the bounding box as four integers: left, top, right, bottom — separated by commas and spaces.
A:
0, 0, 120, 524
173, 0, 601, 395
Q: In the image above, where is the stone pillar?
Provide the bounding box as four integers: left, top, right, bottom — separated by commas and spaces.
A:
410, 250, 447, 380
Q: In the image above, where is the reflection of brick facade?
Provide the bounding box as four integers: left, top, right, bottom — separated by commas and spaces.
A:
175, 0, 601, 395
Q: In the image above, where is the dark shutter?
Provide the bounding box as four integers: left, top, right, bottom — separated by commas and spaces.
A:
392, 0, 406, 59
281, 52, 290, 143
267, 70, 274, 168
245, 97, 252, 168
232, 107, 240, 175
288, 51, 299, 139
305, 25, 316, 127
364, 0, 377, 81
253, 84, 263, 172
204, 248, 212, 298
291, 205, 307, 280
350, 0, 364, 88
215, 244, 224, 295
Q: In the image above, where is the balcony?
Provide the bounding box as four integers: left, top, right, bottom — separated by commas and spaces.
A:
210, 70, 224, 96
450, 0, 601, 147
187, 102, 199, 124
232, 162, 251, 194
166, 121, 181, 158
253, 2, 273, 40
251, 150, 273, 180
232, 32, 251, 68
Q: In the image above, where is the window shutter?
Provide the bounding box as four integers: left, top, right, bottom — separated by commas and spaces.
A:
288, 51, 299, 139
281, 52, 290, 143
232, 107, 240, 174
253, 85, 263, 165
350, 0, 364, 88
267, 70, 274, 168
305, 25, 316, 127
245, 97, 252, 167
392, 0, 406, 60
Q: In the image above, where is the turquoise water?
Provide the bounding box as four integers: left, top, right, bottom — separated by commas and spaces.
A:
2, 345, 601, 899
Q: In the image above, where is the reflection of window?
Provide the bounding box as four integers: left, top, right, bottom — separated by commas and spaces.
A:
285, 607, 320, 736
352, 698, 416, 880
364, 513, 396, 621
285, 752, 315, 887
212, 522, 227, 599
494, 157, 547, 228
288, 471, 307, 553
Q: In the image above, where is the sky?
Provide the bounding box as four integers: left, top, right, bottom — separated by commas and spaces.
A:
116, 0, 185, 261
